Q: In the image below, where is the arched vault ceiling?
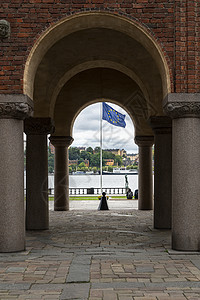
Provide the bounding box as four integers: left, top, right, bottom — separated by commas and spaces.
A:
53, 68, 153, 137
33, 28, 164, 119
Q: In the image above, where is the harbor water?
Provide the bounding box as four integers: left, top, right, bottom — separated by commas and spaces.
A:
48, 174, 138, 191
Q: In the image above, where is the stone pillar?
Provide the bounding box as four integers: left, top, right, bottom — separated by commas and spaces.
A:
49, 136, 73, 211
164, 93, 200, 251
149, 116, 172, 229
24, 118, 54, 230
0, 95, 33, 252
135, 136, 154, 210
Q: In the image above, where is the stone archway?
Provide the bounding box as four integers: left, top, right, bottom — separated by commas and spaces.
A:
22, 11, 175, 252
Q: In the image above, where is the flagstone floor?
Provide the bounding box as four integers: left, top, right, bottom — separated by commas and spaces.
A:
0, 201, 200, 299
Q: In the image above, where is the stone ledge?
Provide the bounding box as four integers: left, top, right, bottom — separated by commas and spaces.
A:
164, 93, 200, 106
163, 93, 200, 118
0, 94, 33, 107
0, 94, 33, 119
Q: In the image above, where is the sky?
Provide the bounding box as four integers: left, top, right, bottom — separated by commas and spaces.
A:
72, 102, 138, 154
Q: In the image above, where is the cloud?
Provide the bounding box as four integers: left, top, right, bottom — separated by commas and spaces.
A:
72, 102, 138, 153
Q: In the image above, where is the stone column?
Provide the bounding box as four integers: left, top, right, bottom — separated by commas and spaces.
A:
164, 93, 200, 251
135, 136, 154, 210
49, 136, 73, 211
0, 95, 33, 252
24, 118, 54, 230
149, 116, 172, 229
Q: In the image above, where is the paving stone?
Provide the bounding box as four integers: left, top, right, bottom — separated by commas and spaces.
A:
191, 260, 200, 271
31, 284, 66, 290
136, 266, 154, 273
66, 255, 91, 283
0, 283, 31, 290
6, 267, 26, 273
92, 282, 145, 289
60, 283, 90, 299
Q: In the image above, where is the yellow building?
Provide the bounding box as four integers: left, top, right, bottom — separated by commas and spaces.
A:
104, 159, 114, 166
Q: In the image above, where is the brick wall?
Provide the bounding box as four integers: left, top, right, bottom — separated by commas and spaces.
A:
0, 0, 199, 94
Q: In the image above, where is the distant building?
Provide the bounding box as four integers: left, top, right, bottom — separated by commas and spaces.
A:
69, 159, 89, 167
127, 153, 137, 160
134, 154, 139, 165
69, 159, 78, 166
104, 148, 127, 157
126, 153, 139, 164
49, 142, 55, 154
120, 149, 127, 157
77, 147, 86, 152
104, 159, 114, 166
84, 159, 89, 167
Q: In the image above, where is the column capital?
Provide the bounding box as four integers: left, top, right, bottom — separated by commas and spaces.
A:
49, 136, 74, 148
149, 116, 172, 134
24, 117, 54, 135
163, 93, 200, 119
134, 136, 154, 147
0, 94, 33, 120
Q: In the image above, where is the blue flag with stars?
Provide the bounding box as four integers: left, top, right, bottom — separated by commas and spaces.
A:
102, 102, 126, 128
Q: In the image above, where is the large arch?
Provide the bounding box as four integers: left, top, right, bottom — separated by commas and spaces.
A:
24, 11, 171, 122
23, 11, 174, 251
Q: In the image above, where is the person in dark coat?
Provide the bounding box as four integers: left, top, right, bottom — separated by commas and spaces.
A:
126, 188, 133, 199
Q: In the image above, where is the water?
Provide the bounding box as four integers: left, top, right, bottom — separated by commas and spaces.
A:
48, 174, 138, 191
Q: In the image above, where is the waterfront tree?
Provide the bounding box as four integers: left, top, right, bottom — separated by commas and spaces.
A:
48, 147, 54, 173
86, 147, 93, 154
94, 146, 100, 153
69, 147, 80, 160
78, 162, 86, 168
114, 155, 123, 166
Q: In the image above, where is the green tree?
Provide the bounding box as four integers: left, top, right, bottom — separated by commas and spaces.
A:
78, 162, 86, 168
48, 147, 54, 173
114, 155, 123, 166
108, 166, 113, 172
80, 151, 91, 161
103, 151, 115, 159
71, 164, 77, 171
94, 146, 100, 153
78, 157, 84, 164
90, 153, 100, 167
86, 147, 93, 153
92, 167, 97, 174
69, 147, 80, 160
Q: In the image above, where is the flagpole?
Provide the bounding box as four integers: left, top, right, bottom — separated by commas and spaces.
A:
100, 102, 103, 194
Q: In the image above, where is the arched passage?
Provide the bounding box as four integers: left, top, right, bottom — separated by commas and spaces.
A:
23, 11, 173, 251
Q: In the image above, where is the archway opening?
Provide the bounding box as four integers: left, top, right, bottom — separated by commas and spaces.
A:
24, 11, 170, 234
66, 101, 140, 210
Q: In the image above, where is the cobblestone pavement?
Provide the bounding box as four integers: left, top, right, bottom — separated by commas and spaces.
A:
0, 200, 200, 299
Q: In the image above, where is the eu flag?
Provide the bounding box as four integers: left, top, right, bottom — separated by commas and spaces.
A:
102, 102, 126, 128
